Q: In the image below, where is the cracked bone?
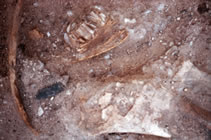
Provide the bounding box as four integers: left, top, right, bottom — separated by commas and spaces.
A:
58, 79, 172, 138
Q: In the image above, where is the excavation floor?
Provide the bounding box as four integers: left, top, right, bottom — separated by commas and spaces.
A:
0, 0, 211, 140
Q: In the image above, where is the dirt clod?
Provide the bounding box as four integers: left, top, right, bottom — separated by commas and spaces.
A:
28, 29, 44, 40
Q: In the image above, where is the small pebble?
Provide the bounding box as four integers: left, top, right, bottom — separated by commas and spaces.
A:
39, 20, 43, 23
138, 81, 144, 85
116, 82, 122, 87
189, 41, 193, 46
44, 107, 48, 110
157, 3, 165, 11
67, 10, 73, 16
124, 18, 136, 24
33, 2, 39, 7
47, 32, 51, 37
3, 100, 7, 104
104, 54, 110, 59
89, 69, 94, 73
183, 88, 188, 92
144, 10, 152, 15
169, 42, 174, 47
38, 106, 44, 116
66, 90, 72, 95
162, 42, 167, 46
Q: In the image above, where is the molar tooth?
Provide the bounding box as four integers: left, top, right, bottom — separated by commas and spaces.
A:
99, 13, 106, 22
89, 11, 102, 24
75, 28, 84, 37
76, 25, 92, 40
90, 11, 101, 19
81, 23, 95, 35
65, 6, 128, 59
85, 22, 97, 29
100, 21, 105, 26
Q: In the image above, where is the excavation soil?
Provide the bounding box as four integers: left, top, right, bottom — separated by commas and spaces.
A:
0, 0, 211, 140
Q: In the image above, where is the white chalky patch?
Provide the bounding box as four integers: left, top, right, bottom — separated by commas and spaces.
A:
144, 10, 152, 15
157, 4, 165, 11
124, 18, 136, 24
67, 10, 73, 16
66, 89, 72, 95
98, 92, 112, 108
101, 105, 114, 121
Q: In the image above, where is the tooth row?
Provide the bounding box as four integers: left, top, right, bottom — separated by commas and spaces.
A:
67, 7, 108, 52
87, 11, 106, 26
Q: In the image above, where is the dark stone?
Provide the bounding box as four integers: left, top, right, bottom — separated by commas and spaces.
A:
36, 82, 65, 99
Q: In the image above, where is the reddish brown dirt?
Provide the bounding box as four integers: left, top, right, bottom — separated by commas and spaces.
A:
0, 0, 9, 77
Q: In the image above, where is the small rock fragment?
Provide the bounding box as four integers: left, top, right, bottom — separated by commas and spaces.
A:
144, 10, 151, 15
183, 88, 188, 92
33, 2, 39, 7
124, 18, 136, 24
47, 32, 51, 37
157, 3, 165, 11
104, 54, 110, 59
39, 20, 43, 23
38, 106, 44, 116
116, 82, 122, 87
66, 89, 72, 95
67, 10, 73, 16
36, 82, 65, 99
50, 97, 54, 101
3, 100, 7, 104
169, 41, 174, 47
